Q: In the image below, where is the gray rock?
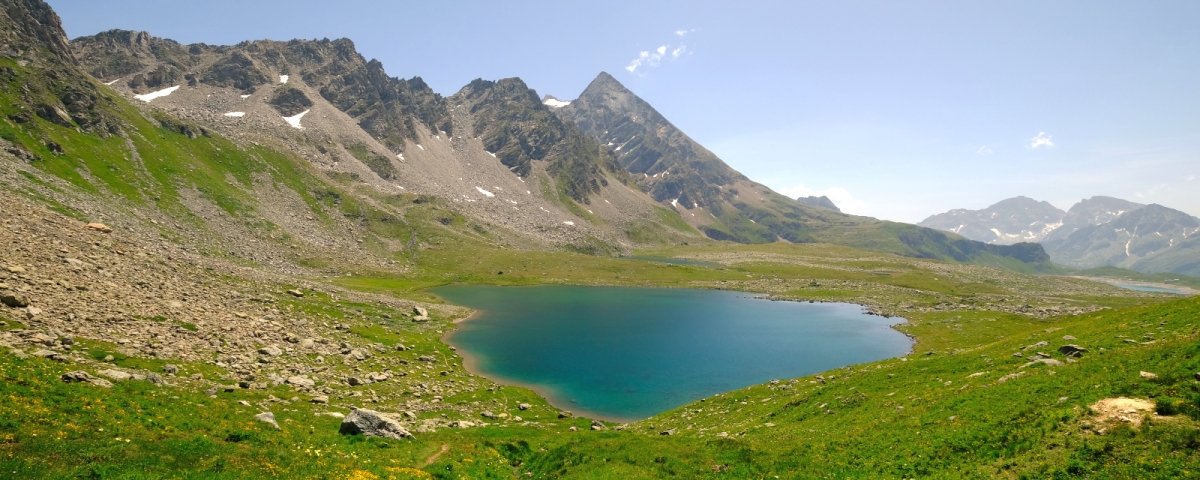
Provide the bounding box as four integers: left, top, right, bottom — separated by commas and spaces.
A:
61, 370, 112, 388
348, 348, 369, 361
287, 289, 305, 297
1139, 371, 1158, 380
31, 349, 66, 361
996, 372, 1025, 384
258, 345, 283, 356
1058, 344, 1087, 357
286, 376, 315, 388
451, 420, 475, 428
25, 306, 41, 319
255, 412, 280, 430
417, 355, 436, 362
1063, 335, 1076, 340
146, 373, 164, 385
163, 364, 179, 375
347, 376, 368, 386
591, 420, 606, 430
1, 293, 30, 308
339, 409, 411, 439
98, 369, 132, 381
558, 411, 572, 419
310, 395, 329, 404
299, 338, 315, 349
413, 306, 428, 317
660, 429, 676, 436
518, 403, 531, 411
1023, 341, 1049, 351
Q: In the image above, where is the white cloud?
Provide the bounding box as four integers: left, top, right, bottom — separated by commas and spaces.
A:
778, 184, 866, 214
626, 46, 669, 73
626, 30, 695, 74
1188, 175, 1195, 181
1030, 132, 1054, 149
977, 146, 993, 155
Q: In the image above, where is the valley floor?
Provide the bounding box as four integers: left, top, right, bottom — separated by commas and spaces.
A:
1, 191, 1199, 479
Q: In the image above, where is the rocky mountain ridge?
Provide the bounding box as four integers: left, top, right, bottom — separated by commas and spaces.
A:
0, 0, 1051, 272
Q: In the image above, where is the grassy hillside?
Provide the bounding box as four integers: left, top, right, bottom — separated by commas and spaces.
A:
1, 239, 1197, 478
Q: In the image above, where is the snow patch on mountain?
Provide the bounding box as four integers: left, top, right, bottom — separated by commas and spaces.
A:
283, 110, 309, 129
134, 85, 180, 102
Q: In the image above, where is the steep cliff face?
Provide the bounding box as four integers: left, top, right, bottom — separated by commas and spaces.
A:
72, 31, 451, 153
454, 77, 627, 203
0, 0, 118, 135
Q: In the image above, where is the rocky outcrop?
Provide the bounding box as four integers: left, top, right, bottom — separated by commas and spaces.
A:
339, 408, 411, 439
797, 196, 840, 212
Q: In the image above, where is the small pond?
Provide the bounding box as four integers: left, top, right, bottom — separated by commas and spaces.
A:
434, 285, 912, 421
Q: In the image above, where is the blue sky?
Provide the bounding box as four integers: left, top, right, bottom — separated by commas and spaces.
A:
49, 1, 1200, 222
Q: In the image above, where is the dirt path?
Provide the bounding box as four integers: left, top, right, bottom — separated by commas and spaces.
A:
423, 444, 450, 466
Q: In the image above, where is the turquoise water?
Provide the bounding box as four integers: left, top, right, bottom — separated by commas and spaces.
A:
1109, 283, 1189, 295
433, 285, 912, 421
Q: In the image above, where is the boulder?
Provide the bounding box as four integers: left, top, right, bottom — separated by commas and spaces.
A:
1058, 345, 1088, 357
1139, 371, 1158, 380
258, 345, 283, 356
61, 371, 113, 388
518, 403, 531, 411
163, 364, 179, 375
25, 306, 41, 319
417, 355, 436, 362
558, 411, 572, 419
348, 349, 369, 361
287, 289, 304, 297
591, 420, 606, 431
299, 338, 315, 349
310, 395, 329, 404
255, 412, 280, 430
85, 223, 113, 234
413, 306, 428, 317
1, 293, 30, 308
98, 369, 132, 381
339, 409, 411, 439
286, 376, 315, 388
31, 349, 66, 361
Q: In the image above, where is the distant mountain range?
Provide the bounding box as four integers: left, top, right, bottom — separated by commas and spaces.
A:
919, 196, 1200, 276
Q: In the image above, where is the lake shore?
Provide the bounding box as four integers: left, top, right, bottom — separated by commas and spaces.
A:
437, 297, 646, 423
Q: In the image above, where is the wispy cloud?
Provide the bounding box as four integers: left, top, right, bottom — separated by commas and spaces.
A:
626, 46, 667, 73
1030, 132, 1054, 149
977, 146, 994, 155
625, 30, 695, 75
1189, 175, 1195, 181
778, 184, 866, 214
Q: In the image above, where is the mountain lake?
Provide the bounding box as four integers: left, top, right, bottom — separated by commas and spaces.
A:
433, 285, 913, 422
